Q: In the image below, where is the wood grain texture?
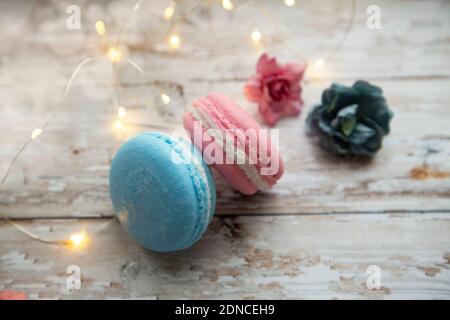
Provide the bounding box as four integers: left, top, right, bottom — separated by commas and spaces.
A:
1, 214, 449, 299
0, 0, 450, 300
1, 0, 450, 217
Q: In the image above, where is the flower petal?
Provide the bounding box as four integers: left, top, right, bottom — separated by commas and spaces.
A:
349, 123, 383, 155
307, 80, 393, 156
247, 54, 305, 126
256, 53, 281, 76
336, 104, 358, 136
244, 78, 263, 102
258, 101, 279, 127
357, 93, 393, 135
322, 84, 360, 114
284, 63, 307, 81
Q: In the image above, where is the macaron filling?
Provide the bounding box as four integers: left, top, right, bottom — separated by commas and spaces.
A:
188, 103, 272, 191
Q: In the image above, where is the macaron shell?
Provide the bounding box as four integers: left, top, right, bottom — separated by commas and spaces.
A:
179, 138, 217, 246
194, 94, 261, 132
205, 94, 284, 185
109, 132, 215, 252
184, 112, 258, 195
187, 93, 284, 194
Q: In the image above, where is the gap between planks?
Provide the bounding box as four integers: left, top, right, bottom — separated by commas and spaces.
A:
2, 208, 450, 222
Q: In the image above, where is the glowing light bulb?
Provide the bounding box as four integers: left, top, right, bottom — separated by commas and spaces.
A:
284, 0, 296, 6
133, 2, 141, 11
168, 34, 181, 49
118, 107, 127, 119
95, 20, 106, 36
315, 59, 325, 68
251, 30, 262, 43
31, 128, 42, 140
161, 93, 171, 105
164, 4, 175, 20
222, 0, 234, 11
69, 232, 87, 248
114, 120, 124, 130
108, 47, 122, 62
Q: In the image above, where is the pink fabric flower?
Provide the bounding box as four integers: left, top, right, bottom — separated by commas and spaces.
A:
244, 53, 306, 127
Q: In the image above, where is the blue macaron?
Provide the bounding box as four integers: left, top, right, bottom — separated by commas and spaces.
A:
109, 132, 216, 252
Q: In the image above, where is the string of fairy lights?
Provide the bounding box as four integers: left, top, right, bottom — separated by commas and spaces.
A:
0, 0, 356, 250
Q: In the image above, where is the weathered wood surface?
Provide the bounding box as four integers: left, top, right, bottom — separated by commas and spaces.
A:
1, 0, 450, 217
1, 79, 450, 217
1, 214, 449, 299
0, 0, 450, 300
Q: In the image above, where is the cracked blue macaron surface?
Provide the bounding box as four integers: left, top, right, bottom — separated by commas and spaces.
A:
109, 132, 216, 252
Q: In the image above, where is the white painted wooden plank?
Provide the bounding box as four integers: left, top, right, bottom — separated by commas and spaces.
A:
0, 0, 449, 218
0, 213, 449, 299
1, 0, 449, 82
1, 79, 449, 217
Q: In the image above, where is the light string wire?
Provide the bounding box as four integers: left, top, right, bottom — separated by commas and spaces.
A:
0, 56, 107, 245
250, 0, 356, 67
324, 0, 356, 63
0, 0, 185, 247
0, 0, 356, 248
0, 0, 148, 246
114, 0, 144, 49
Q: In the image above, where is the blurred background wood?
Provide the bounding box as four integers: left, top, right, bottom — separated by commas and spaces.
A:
0, 0, 449, 299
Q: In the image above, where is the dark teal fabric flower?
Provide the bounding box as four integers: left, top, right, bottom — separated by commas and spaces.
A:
306, 80, 393, 156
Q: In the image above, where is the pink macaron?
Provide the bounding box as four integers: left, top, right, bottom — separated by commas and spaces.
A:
183, 93, 284, 195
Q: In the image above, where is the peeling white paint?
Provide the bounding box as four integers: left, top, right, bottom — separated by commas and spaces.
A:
1, 251, 51, 271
